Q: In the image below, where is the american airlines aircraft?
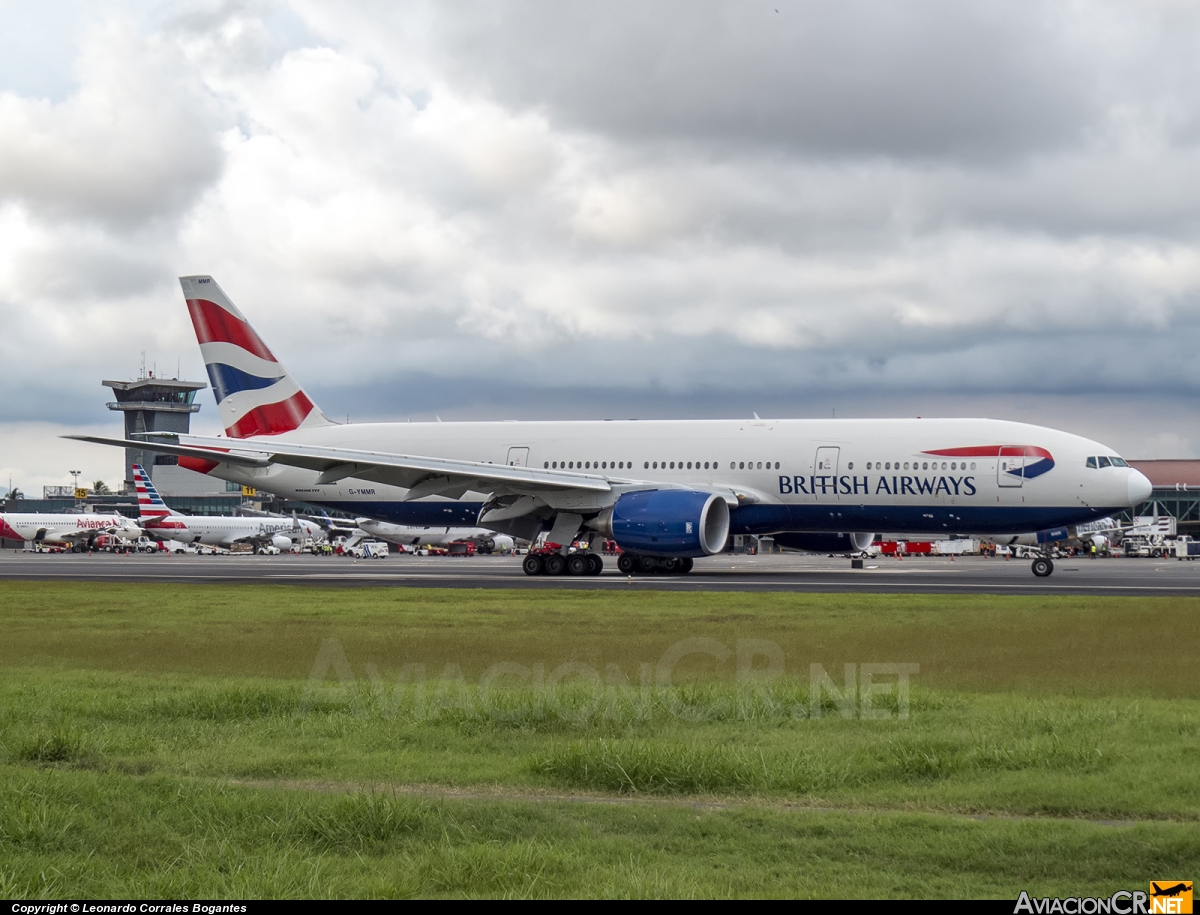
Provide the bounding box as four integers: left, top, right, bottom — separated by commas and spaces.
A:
132, 464, 322, 550
71, 275, 1153, 578
0, 510, 142, 549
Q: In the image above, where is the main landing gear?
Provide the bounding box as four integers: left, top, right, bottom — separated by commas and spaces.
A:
616, 554, 694, 575
522, 551, 603, 576
1031, 556, 1054, 577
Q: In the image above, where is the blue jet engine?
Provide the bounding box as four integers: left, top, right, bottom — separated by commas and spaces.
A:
593, 490, 731, 557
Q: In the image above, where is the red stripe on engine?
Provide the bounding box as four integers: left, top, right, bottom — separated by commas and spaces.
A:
225, 390, 316, 438
186, 298, 277, 362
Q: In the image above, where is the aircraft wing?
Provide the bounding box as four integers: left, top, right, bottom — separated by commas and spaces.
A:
64, 434, 270, 467
65, 432, 762, 506
70, 432, 617, 499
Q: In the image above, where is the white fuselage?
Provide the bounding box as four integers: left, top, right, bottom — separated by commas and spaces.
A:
145, 514, 320, 547
356, 518, 514, 550
0, 512, 142, 545
182, 416, 1150, 537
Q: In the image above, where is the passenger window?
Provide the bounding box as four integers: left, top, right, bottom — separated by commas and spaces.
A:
1086, 457, 1097, 469
1097, 456, 1111, 468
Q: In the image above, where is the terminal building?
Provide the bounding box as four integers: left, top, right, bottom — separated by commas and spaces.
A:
1127, 461, 1200, 537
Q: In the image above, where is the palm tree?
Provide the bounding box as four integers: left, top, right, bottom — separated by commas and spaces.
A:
92, 480, 111, 494
4, 487, 22, 502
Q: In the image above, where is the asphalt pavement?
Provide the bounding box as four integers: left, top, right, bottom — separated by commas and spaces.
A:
2, 550, 1198, 595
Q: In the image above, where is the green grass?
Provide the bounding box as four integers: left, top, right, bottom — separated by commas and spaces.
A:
0, 581, 1198, 897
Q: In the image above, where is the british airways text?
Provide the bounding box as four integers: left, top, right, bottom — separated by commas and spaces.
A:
779, 475, 978, 497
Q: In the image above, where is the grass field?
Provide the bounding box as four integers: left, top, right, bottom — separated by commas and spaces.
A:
1, 582, 1197, 898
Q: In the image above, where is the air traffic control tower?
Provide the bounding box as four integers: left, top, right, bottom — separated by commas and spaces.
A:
103, 373, 206, 491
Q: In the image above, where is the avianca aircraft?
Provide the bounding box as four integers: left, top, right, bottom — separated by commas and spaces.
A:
0, 510, 141, 549
72, 275, 1153, 578
132, 464, 322, 550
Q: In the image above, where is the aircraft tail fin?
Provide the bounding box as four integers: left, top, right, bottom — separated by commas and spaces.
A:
132, 464, 174, 520
178, 276, 331, 438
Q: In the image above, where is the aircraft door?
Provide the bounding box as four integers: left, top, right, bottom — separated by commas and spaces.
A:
506, 447, 530, 468
814, 446, 840, 496
997, 447, 1025, 488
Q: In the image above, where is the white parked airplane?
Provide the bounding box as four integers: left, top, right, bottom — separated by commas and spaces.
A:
131, 464, 322, 550
71, 275, 1153, 578
0, 510, 142, 550
354, 518, 515, 553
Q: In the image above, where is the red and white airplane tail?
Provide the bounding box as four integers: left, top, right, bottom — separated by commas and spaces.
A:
179, 276, 330, 439
131, 464, 189, 533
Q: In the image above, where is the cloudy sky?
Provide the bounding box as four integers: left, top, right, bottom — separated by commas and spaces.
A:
2, 0, 1199, 494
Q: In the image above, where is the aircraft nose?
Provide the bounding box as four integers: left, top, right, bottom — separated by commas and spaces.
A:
1127, 469, 1152, 507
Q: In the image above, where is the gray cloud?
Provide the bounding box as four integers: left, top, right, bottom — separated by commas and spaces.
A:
362, 0, 1105, 160
0, 19, 224, 228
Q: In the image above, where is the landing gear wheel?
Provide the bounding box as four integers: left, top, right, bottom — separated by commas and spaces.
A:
587, 553, 603, 575
660, 557, 679, 574
637, 555, 657, 574
567, 554, 589, 576
677, 557, 694, 574
522, 554, 544, 576
617, 553, 636, 574
544, 553, 567, 576
1031, 557, 1054, 578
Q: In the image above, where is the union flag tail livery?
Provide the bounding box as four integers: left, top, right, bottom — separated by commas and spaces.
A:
179, 276, 330, 438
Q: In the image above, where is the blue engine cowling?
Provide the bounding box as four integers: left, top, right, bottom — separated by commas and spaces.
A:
1035, 527, 1070, 544
773, 532, 874, 553
600, 490, 731, 557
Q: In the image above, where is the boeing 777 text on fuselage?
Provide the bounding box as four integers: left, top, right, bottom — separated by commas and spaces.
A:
71, 275, 1152, 577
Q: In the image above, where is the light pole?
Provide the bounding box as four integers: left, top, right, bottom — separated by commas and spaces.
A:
69, 470, 82, 497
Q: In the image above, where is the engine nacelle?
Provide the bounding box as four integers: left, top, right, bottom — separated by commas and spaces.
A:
592, 490, 730, 557
774, 532, 875, 553
270, 534, 293, 550
1034, 526, 1070, 544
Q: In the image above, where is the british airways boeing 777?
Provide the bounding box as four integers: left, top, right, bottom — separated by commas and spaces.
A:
71, 276, 1152, 578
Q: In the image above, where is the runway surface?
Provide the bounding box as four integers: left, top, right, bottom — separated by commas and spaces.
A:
2, 550, 1198, 595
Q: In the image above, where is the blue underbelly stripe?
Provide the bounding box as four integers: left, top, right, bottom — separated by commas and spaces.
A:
308, 500, 1122, 536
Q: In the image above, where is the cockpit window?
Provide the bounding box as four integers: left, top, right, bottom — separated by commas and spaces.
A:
1086, 456, 1097, 469
1097, 456, 1112, 468
1110, 456, 1128, 467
